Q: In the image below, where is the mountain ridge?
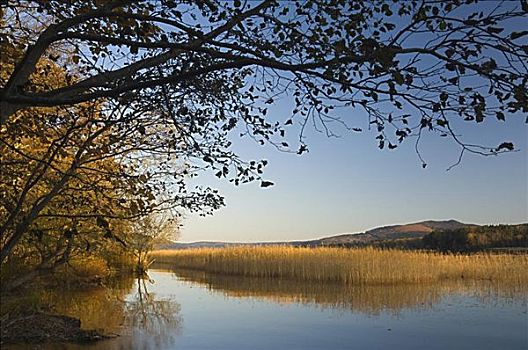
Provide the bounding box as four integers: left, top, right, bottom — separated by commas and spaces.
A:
157, 219, 479, 250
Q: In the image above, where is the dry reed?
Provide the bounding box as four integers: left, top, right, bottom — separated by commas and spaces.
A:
150, 246, 528, 285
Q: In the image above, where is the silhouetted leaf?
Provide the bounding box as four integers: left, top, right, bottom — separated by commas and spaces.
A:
510, 31, 528, 40
486, 26, 504, 34
260, 181, 274, 188
496, 142, 514, 151
297, 144, 308, 155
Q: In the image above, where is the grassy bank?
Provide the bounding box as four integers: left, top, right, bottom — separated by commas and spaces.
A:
150, 246, 528, 285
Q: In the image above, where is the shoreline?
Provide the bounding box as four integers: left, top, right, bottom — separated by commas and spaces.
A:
0, 311, 116, 346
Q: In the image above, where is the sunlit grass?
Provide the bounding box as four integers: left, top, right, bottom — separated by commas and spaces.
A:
150, 246, 528, 285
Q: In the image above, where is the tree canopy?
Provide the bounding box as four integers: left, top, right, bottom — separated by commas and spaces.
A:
1, 1, 527, 158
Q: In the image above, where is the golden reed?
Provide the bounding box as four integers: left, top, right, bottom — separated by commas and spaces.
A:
150, 246, 528, 285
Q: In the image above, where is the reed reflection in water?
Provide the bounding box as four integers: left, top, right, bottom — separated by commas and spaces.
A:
164, 266, 528, 315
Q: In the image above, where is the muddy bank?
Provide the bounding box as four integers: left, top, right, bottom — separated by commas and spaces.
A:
0, 312, 115, 345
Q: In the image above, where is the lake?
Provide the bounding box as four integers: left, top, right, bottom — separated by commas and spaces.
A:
8, 266, 528, 350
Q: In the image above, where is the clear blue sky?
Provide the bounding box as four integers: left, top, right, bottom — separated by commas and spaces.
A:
180, 98, 527, 242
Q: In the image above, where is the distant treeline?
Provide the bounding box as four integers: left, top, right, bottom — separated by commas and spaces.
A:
422, 224, 528, 252
327, 224, 528, 252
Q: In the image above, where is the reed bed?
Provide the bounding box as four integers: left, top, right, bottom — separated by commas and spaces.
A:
150, 246, 528, 285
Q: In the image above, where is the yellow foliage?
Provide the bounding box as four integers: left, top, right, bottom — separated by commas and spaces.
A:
67, 256, 109, 279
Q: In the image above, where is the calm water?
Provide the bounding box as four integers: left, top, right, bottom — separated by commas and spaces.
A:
8, 267, 528, 350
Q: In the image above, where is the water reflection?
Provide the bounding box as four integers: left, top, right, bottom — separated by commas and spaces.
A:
31, 275, 182, 350
39, 275, 135, 334
6, 267, 527, 350
163, 265, 528, 315
124, 277, 182, 347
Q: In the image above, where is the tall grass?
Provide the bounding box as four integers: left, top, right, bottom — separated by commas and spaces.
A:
151, 246, 528, 285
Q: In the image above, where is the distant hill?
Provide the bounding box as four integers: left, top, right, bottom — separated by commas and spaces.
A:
317, 220, 471, 246
155, 219, 473, 250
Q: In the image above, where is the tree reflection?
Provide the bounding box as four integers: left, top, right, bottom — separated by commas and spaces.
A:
123, 276, 182, 349
40, 275, 136, 334
40, 274, 182, 350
